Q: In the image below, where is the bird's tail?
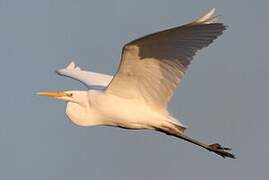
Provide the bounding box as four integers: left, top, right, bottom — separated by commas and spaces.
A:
166, 116, 187, 134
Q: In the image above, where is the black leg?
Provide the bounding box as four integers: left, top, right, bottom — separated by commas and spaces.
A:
157, 126, 235, 159
176, 133, 236, 159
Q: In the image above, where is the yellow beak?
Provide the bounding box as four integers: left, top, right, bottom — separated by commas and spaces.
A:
37, 91, 67, 97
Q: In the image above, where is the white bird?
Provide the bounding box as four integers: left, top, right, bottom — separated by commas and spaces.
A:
38, 9, 235, 158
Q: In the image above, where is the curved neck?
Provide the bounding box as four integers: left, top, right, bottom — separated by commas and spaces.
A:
65, 102, 102, 127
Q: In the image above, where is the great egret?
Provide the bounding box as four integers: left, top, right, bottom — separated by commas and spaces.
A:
38, 8, 235, 158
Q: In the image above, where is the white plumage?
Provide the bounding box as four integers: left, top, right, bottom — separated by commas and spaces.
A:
56, 61, 113, 88
38, 9, 235, 158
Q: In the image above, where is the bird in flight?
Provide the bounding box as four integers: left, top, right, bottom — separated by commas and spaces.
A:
38, 8, 235, 158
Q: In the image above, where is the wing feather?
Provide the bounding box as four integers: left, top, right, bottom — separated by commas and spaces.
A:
56, 62, 113, 88
105, 9, 226, 109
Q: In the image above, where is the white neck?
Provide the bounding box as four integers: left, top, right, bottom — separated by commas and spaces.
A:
65, 102, 102, 127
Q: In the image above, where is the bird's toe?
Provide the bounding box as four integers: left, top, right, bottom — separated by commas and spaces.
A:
208, 143, 235, 159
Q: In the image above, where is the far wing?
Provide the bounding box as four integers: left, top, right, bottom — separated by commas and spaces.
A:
56, 62, 113, 88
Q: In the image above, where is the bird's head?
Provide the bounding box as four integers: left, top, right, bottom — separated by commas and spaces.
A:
37, 90, 88, 105
37, 90, 92, 126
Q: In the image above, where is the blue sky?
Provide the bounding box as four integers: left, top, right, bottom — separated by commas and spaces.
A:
0, 0, 268, 179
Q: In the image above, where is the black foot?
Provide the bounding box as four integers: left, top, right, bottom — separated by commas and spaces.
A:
208, 143, 236, 159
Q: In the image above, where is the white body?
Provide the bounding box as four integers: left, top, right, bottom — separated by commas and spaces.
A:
65, 90, 185, 132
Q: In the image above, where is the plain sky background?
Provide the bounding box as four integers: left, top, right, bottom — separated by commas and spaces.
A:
0, 0, 268, 179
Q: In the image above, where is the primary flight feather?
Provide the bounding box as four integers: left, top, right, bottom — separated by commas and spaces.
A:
38, 8, 235, 158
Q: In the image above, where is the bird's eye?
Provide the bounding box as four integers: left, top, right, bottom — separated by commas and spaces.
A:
67, 93, 73, 97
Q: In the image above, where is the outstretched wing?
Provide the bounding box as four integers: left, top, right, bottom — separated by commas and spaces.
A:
56, 62, 113, 88
105, 9, 226, 109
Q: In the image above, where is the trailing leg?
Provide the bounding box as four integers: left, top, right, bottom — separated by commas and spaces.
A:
157, 124, 235, 159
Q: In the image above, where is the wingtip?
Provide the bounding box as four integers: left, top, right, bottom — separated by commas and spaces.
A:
192, 8, 219, 25
75, 66, 81, 70
66, 61, 76, 70
55, 61, 76, 75
209, 8, 216, 15
203, 8, 216, 19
